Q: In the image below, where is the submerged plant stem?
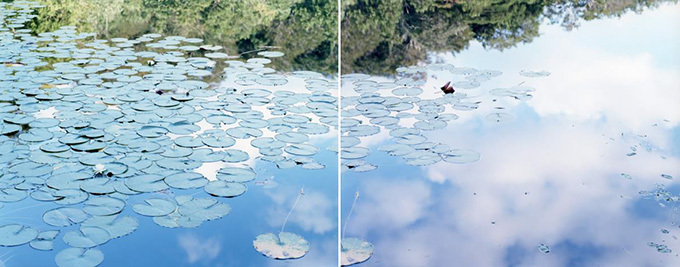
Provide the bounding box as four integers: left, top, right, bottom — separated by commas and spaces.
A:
280, 188, 304, 234
342, 191, 360, 239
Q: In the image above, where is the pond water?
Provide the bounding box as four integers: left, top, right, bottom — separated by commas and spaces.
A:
341, 1, 680, 266
2, 0, 680, 266
1, 1, 337, 267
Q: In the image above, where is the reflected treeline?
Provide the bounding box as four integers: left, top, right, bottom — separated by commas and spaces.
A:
342, 0, 677, 74
20, 0, 338, 74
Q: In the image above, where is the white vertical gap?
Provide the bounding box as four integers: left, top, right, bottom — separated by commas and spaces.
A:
336, 0, 342, 265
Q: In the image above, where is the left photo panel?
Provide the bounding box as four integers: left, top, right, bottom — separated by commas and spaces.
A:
0, 1, 338, 266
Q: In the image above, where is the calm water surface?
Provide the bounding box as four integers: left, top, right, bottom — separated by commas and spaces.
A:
0, 1, 338, 266
341, 2, 680, 266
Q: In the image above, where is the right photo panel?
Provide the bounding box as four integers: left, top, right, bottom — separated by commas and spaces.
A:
340, 1, 680, 266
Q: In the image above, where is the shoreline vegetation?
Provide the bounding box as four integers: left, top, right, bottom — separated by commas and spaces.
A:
342, 0, 677, 74
17, 0, 338, 74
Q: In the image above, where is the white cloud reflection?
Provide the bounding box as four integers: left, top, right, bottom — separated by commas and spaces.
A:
177, 233, 221, 264
265, 185, 336, 234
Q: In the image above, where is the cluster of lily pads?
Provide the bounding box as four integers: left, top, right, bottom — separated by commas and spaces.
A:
340, 64, 546, 171
0, 1, 336, 266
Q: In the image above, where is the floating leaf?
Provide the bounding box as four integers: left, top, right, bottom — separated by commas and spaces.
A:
55, 248, 104, 267
132, 198, 176, 217
43, 207, 89, 227
30, 230, 60, 251
83, 197, 125, 216
253, 232, 309, 260
204, 181, 247, 198
81, 215, 138, 239
125, 174, 169, 192
164, 172, 208, 189
63, 227, 110, 248
441, 149, 481, 164
0, 224, 39, 247
216, 167, 256, 182
341, 237, 374, 266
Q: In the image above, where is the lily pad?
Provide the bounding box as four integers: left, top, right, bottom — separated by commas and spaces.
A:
30, 230, 60, 251
81, 215, 138, 239
341, 237, 374, 266
164, 172, 208, 189
216, 167, 256, 183
63, 227, 110, 248
55, 248, 104, 267
441, 149, 481, 164
0, 224, 39, 247
132, 198, 177, 217
83, 197, 126, 216
125, 174, 169, 192
43, 207, 89, 227
204, 181, 247, 198
253, 232, 309, 259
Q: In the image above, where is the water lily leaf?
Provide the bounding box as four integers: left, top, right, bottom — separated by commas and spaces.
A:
53, 189, 89, 205
216, 167, 256, 182
204, 180, 247, 198
285, 144, 319, 156
174, 136, 204, 148
80, 178, 116, 194
63, 226, 110, 248
165, 172, 208, 189
175, 197, 231, 227
132, 198, 176, 217
202, 136, 235, 148
441, 149, 481, 164
156, 158, 202, 170
275, 132, 309, 144
47, 172, 91, 190
253, 232, 309, 260
81, 215, 138, 239
83, 197, 125, 216
0, 188, 28, 202
341, 237, 374, 266
43, 207, 89, 227
341, 147, 371, 160
29, 230, 60, 251
0, 224, 39, 247
125, 174, 169, 192
378, 144, 415, 156
55, 248, 104, 267
136, 125, 168, 138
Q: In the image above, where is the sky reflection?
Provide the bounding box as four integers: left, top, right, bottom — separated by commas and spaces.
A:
342, 3, 680, 266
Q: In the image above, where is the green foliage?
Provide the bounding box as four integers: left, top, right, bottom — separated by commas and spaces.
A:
24, 0, 337, 74
342, 0, 676, 74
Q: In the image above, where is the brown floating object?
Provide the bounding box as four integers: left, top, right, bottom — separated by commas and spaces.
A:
440, 81, 455, 94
